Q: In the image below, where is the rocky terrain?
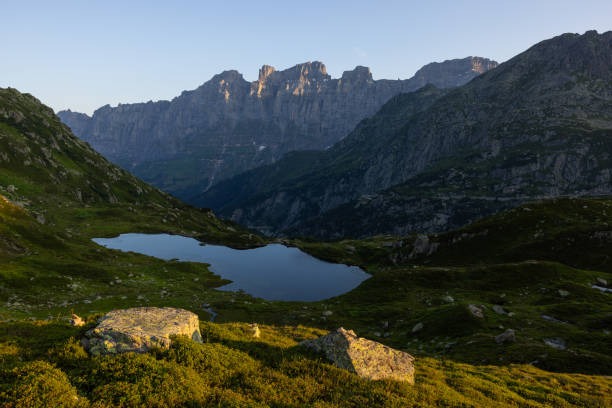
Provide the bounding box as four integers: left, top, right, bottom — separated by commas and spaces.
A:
199, 30, 612, 238
57, 57, 497, 200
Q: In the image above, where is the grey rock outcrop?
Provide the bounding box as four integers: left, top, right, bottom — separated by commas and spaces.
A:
82, 307, 202, 355
543, 338, 566, 349
200, 31, 612, 239
57, 58, 497, 200
301, 328, 415, 383
492, 305, 507, 315
468, 304, 484, 319
495, 329, 516, 344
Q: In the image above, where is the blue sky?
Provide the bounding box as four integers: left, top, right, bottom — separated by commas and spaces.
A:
2, 0, 610, 114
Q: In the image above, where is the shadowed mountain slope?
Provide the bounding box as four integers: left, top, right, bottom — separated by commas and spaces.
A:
199, 30, 612, 238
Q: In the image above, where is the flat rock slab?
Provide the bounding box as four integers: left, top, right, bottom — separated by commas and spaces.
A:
83, 307, 202, 355
301, 327, 415, 384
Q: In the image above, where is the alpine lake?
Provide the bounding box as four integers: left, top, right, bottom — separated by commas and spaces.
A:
93, 233, 370, 302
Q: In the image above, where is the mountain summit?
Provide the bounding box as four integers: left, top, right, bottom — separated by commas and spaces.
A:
57, 57, 497, 199
198, 30, 612, 238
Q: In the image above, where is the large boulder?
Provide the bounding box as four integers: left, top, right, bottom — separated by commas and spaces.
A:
82, 307, 202, 355
300, 327, 415, 384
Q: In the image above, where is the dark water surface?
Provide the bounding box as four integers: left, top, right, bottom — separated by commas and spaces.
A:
93, 233, 370, 301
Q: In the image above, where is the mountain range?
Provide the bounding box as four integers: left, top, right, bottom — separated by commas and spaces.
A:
197, 30, 612, 238
57, 57, 497, 200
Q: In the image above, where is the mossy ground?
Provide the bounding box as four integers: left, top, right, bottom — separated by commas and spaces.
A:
0, 320, 609, 408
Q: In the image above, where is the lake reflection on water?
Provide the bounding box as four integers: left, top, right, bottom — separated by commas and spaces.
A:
92, 233, 370, 302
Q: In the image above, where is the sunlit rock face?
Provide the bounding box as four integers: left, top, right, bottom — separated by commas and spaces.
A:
301, 327, 416, 384
82, 307, 202, 355
57, 58, 496, 200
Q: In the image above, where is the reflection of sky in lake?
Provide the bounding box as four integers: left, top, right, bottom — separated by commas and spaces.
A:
93, 233, 370, 302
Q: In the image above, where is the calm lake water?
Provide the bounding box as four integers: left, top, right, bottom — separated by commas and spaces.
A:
92, 233, 370, 302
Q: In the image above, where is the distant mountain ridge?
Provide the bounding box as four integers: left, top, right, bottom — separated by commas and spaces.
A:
197, 30, 612, 238
57, 57, 497, 199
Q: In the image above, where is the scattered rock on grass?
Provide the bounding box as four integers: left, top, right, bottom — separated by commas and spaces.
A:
495, 329, 515, 344
82, 307, 202, 355
468, 304, 484, 318
492, 305, 507, 315
301, 328, 415, 383
543, 338, 566, 349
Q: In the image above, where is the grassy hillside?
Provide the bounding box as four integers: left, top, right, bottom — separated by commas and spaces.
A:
0, 320, 609, 407
0, 87, 265, 321
281, 198, 612, 375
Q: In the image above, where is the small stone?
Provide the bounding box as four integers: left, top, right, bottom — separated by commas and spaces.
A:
492, 305, 507, 315
412, 322, 424, 333
468, 304, 484, 319
558, 289, 570, 297
249, 323, 260, 338
596, 277, 608, 286
70, 314, 84, 327
322, 310, 333, 316
382, 321, 389, 329
543, 338, 566, 349
442, 295, 454, 303
495, 329, 515, 344
300, 328, 415, 383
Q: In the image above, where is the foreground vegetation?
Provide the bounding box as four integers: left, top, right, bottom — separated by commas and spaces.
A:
0, 320, 610, 408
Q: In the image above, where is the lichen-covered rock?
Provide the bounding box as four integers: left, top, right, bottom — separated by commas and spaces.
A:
82, 307, 202, 355
300, 327, 415, 384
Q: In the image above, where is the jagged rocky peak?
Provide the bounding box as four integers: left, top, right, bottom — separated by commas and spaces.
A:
282, 61, 330, 82
469, 56, 498, 73
519, 30, 612, 77
412, 56, 498, 87
211, 69, 246, 83
258, 64, 276, 82
341, 66, 374, 82
58, 55, 498, 200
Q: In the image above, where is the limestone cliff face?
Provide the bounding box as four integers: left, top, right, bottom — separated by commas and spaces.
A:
57, 57, 497, 199
199, 31, 612, 239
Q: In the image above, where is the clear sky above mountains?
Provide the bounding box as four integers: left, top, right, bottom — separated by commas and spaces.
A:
2, 0, 610, 115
